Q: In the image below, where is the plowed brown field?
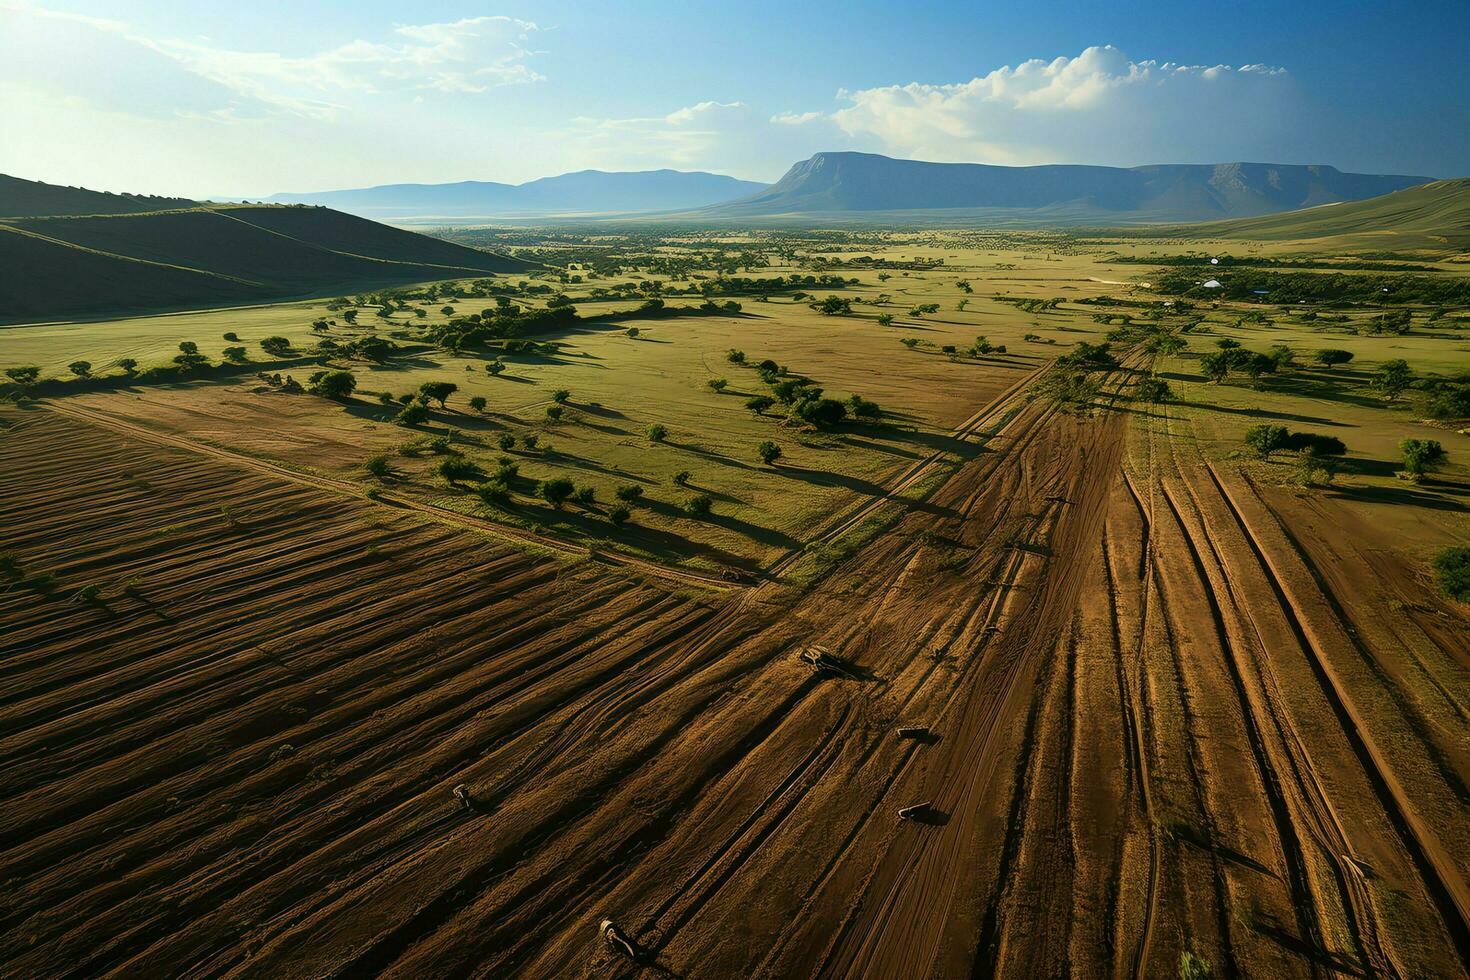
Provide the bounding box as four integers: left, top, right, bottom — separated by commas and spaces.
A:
2, 369, 1467, 978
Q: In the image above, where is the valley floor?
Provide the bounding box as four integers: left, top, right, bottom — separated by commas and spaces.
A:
2, 362, 1466, 978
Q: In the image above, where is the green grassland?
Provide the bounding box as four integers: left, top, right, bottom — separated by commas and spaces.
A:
6, 215, 1470, 578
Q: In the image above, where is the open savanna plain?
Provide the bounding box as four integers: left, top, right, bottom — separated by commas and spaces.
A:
2, 228, 1469, 978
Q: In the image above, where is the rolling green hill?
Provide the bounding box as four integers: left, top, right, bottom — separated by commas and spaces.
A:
0, 178, 530, 323
1140, 178, 1470, 250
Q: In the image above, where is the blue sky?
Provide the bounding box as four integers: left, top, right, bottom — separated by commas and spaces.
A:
2, 0, 1466, 196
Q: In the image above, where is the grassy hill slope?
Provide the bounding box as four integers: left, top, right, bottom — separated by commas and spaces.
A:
0, 174, 197, 217
0, 187, 531, 322
1140, 178, 1470, 250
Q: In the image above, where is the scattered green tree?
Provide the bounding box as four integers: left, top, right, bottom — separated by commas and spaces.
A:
1432, 547, 1470, 602
757, 440, 782, 465
1315, 349, 1354, 370
542, 477, 575, 507
469, 395, 487, 412
647, 423, 668, 442
1400, 438, 1446, 478
683, 493, 713, 518
1244, 424, 1290, 459
419, 381, 458, 408
67, 360, 92, 378
1371, 359, 1413, 401
260, 336, 293, 356
308, 369, 357, 399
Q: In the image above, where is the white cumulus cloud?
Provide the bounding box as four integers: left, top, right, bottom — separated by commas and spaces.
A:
825, 45, 1302, 166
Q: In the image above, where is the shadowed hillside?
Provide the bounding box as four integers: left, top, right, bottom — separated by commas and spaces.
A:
0, 178, 530, 322
0, 174, 198, 218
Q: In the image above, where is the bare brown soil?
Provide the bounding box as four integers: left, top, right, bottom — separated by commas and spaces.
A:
2, 375, 1467, 979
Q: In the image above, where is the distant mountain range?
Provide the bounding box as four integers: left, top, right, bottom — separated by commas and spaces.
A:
0, 175, 529, 322
261, 169, 768, 221
256, 153, 1436, 226
690, 152, 1433, 224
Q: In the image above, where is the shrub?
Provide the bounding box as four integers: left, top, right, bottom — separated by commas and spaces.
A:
486, 359, 505, 376
1294, 448, 1338, 486
1432, 547, 1470, 602
364, 454, 392, 478
68, 360, 92, 378
1135, 376, 1172, 403
552, 388, 571, 404
1400, 438, 1446, 477
1315, 349, 1354, 369
223, 331, 239, 341
707, 378, 728, 392
222, 346, 248, 362
745, 395, 776, 415
498, 433, 516, 450
672, 470, 691, 487
260, 336, 293, 356
116, 357, 138, 374
811, 295, 852, 315
1371, 359, 1413, 401
877, 314, 894, 326
394, 401, 430, 426
901, 337, 920, 349
545, 404, 564, 422
542, 477, 575, 507
647, 423, 668, 442
793, 397, 848, 428
4, 366, 40, 385
419, 381, 457, 408
478, 480, 511, 505
609, 504, 631, 526
435, 457, 479, 484
626, 327, 640, 339
848, 395, 881, 419
727, 349, 745, 364
615, 484, 644, 503
1244, 424, 1290, 459
308, 369, 357, 399
757, 440, 782, 465
522, 434, 539, 450
469, 395, 487, 412
573, 486, 596, 507
683, 493, 713, 518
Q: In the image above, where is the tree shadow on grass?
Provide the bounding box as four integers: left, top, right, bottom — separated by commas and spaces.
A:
775, 464, 889, 497
1171, 399, 1350, 426
641, 499, 799, 551
1325, 482, 1470, 513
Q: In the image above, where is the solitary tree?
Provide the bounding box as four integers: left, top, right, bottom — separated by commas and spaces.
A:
260, 336, 292, 356
683, 493, 713, 518
1432, 547, 1470, 602
542, 477, 575, 507
1400, 438, 1446, 478
726, 349, 746, 364
394, 401, 429, 426
469, 395, 487, 412
436, 457, 479, 484
552, 388, 571, 404
745, 395, 776, 415
609, 504, 631, 526
626, 327, 640, 339
757, 440, 782, 465
68, 360, 92, 378
1315, 349, 1354, 370
1372, 359, 1413, 402
486, 359, 506, 376
877, 314, 894, 327
309, 369, 357, 399
647, 423, 668, 442
545, 404, 564, 422
707, 378, 728, 392
901, 337, 920, 350
419, 381, 458, 408
1244, 424, 1290, 459
116, 357, 138, 374
615, 483, 644, 503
